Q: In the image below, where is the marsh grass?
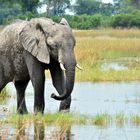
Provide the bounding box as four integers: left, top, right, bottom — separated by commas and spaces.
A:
1, 113, 87, 126
1, 113, 140, 139
92, 114, 111, 126
115, 113, 127, 126
130, 114, 140, 125
1, 112, 140, 126
74, 29, 140, 81
0, 88, 8, 98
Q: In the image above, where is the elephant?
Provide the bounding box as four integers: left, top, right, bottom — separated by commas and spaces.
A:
0, 17, 82, 114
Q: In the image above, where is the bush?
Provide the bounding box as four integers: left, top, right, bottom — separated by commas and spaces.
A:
51, 14, 104, 29
3, 9, 140, 29
111, 12, 140, 28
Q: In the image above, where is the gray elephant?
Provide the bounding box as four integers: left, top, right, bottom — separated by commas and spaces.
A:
0, 17, 81, 114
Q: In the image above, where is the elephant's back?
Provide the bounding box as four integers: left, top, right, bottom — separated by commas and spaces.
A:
0, 20, 27, 49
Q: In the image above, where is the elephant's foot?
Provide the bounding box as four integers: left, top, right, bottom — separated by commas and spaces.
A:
59, 109, 70, 113
34, 106, 44, 115
17, 107, 28, 115
59, 103, 70, 112
59, 97, 71, 112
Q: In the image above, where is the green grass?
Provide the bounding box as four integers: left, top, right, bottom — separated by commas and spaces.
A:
131, 114, 140, 125
1, 112, 140, 139
1, 113, 87, 126
74, 29, 140, 82
0, 88, 8, 97
92, 114, 111, 126
2, 112, 140, 140
1, 112, 140, 126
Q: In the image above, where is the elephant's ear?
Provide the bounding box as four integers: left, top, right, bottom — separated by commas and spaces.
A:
60, 18, 69, 26
19, 22, 50, 64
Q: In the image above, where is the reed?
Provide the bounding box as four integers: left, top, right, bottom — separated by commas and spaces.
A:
74, 29, 140, 81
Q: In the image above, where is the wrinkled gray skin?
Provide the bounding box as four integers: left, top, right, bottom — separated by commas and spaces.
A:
0, 18, 76, 114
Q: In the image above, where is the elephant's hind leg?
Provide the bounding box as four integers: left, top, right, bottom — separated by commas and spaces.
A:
0, 68, 8, 93
0, 83, 7, 93
14, 79, 29, 114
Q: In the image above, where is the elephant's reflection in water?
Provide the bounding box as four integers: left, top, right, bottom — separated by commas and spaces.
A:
15, 121, 73, 140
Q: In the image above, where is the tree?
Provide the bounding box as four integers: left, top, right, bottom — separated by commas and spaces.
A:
73, 0, 113, 16
44, 0, 71, 16
0, 0, 40, 24
18, 0, 40, 13
0, 1, 21, 24
73, 0, 100, 15
127, 0, 140, 9
113, 0, 139, 14
0, 0, 40, 13
100, 3, 114, 16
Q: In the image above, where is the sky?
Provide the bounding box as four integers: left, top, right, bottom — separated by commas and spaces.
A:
102, 0, 113, 3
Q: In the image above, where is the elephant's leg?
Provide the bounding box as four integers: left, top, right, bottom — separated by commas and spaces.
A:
49, 58, 71, 111
0, 83, 7, 93
23, 51, 45, 114
59, 96, 71, 111
0, 66, 8, 92
14, 80, 29, 114
32, 73, 45, 114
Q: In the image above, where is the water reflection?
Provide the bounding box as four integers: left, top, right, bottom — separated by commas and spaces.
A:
1, 82, 140, 139
13, 121, 72, 140
34, 122, 45, 140
16, 121, 26, 140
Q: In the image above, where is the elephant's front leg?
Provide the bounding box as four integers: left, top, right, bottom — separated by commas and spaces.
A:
33, 74, 45, 114
24, 51, 45, 114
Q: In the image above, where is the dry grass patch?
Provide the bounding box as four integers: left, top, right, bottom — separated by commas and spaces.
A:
74, 29, 140, 81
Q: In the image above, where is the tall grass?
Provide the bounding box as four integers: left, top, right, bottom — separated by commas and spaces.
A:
74, 29, 140, 38
74, 29, 140, 81
1, 113, 140, 139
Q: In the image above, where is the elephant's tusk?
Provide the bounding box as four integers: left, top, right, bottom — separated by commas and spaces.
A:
60, 63, 66, 71
76, 64, 83, 70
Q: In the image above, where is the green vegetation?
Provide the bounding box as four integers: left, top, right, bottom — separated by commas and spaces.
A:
0, 88, 9, 98
1, 113, 140, 126
1, 0, 140, 29
1, 112, 140, 139
92, 114, 111, 126
74, 29, 140, 82
1, 113, 87, 125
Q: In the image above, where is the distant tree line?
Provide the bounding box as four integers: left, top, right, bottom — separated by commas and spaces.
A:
1, 0, 140, 29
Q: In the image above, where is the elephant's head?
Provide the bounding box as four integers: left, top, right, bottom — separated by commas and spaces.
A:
19, 17, 81, 100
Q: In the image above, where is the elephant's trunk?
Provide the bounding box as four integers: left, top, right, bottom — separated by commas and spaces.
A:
51, 58, 76, 100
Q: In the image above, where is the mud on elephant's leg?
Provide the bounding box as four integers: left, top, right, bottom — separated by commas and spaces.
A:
14, 80, 29, 114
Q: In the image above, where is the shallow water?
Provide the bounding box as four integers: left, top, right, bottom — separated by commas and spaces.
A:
2, 81, 140, 115
1, 81, 140, 139
101, 62, 128, 71
1, 123, 140, 140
